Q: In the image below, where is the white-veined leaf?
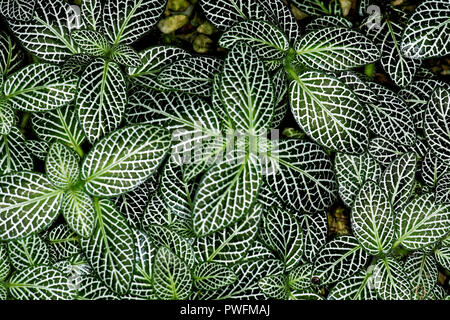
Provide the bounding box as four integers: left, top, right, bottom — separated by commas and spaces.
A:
312, 236, 369, 286
3, 63, 77, 112
258, 274, 289, 299
76, 275, 118, 300
334, 152, 382, 207
401, 0, 450, 59
195, 203, 262, 266
0, 100, 13, 135
7, 0, 79, 63
192, 152, 261, 236
60, 54, 94, 78
404, 252, 438, 300
244, 239, 276, 262
436, 173, 450, 204
379, 152, 417, 211
291, 0, 342, 17
328, 269, 377, 300
434, 239, 450, 271
102, 0, 166, 45
153, 246, 192, 300
368, 137, 410, 167
265, 139, 337, 213
81, 124, 171, 197
193, 262, 237, 291
80, 199, 134, 295
0, 32, 24, 76
127, 46, 190, 91
262, 206, 303, 270
287, 263, 314, 291
305, 16, 352, 32
294, 28, 379, 71
61, 188, 95, 238
128, 229, 154, 299
8, 234, 50, 270
110, 44, 141, 67
0, 172, 63, 241
8, 266, 76, 300
81, 0, 102, 31
373, 258, 412, 300
395, 193, 450, 250
420, 150, 448, 187
25, 139, 50, 161
220, 42, 274, 134
352, 180, 395, 255
47, 224, 80, 260
258, 0, 300, 41
0, 0, 35, 21
298, 212, 328, 263
76, 59, 127, 143
199, 0, 267, 31
0, 127, 33, 173
157, 56, 222, 97
71, 29, 110, 56
31, 105, 86, 156
336, 71, 378, 105
0, 243, 10, 281
46, 142, 80, 189
424, 87, 450, 162
218, 20, 290, 61
290, 71, 369, 153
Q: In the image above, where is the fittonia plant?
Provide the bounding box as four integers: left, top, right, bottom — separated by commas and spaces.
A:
0, 0, 449, 301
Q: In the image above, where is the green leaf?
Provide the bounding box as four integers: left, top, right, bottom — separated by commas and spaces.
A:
110, 44, 141, 67
102, 0, 167, 45
262, 206, 303, 270
401, 0, 450, 59
265, 139, 337, 213
290, 71, 369, 153
352, 180, 395, 255
436, 173, 450, 204
259, 274, 289, 299
0, 100, 13, 135
287, 263, 314, 291
434, 239, 450, 271
328, 269, 377, 300
76, 59, 127, 143
31, 105, 86, 156
336, 71, 378, 105
8, 234, 50, 270
195, 203, 263, 265
81, 0, 102, 31
3, 63, 77, 112
259, 0, 300, 41
305, 16, 353, 32
193, 262, 237, 291
46, 142, 80, 189
76, 275, 118, 300
420, 150, 448, 187
334, 152, 382, 207
153, 246, 192, 300
291, 0, 342, 17
312, 236, 369, 285
0, 32, 24, 76
81, 124, 171, 197
71, 29, 111, 57
60, 54, 94, 79
220, 42, 274, 134
298, 212, 328, 263
424, 87, 450, 162
61, 188, 95, 238
192, 153, 261, 236
157, 56, 222, 97
128, 229, 154, 299
368, 137, 410, 167
373, 258, 412, 300
294, 28, 379, 71
47, 224, 81, 260
0, 127, 33, 173
0, 243, 11, 281
8, 266, 76, 300
379, 153, 417, 211
0, 172, 64, 241
7, 0, 79, 63
0, 0, 35, 21
25, 139, 50, 161
127, 46, 190, 91
219, 20, 290, 61
395, 194, 450, 250
199, 0, 267, 31
404, 252, 438, 300
80, 199, 135, 295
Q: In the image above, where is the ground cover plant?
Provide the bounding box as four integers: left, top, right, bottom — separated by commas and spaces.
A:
0, 0, 449, 300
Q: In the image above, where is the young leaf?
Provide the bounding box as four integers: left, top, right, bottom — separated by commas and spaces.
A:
81, 124, 171, 197
219, 20, 290, 61
395, 194, 450, 250
102, 0, 166, 45
61, 188, 96, 238
373, 258, 412, 300
328, 270, 377, 300
401, 0, 450, 59
287, 263, 314, 291
259, 274, 289, 299
152, 246, 192, 300
294, 28, 379, 71
80, 199, 135, 295
8, 234, 50, 270
8, 266, 76, 300
290, 71, 369, 153
76, 59, 127, 143
193, 262, 237, 291
47, 224, 81, 260
334, 152, 383, 207
3, 63, 77, 112
71, 29, 111, 57
265, 139, 337, 213
312, 236, 369, 285
0, 172, 64, 241
46, 142, 80, 189
352, 180, 395, 255
110, 44, 141, 67
258, 0, 300, 41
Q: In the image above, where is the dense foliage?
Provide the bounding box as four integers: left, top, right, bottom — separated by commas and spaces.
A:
0, 0, 449, 300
